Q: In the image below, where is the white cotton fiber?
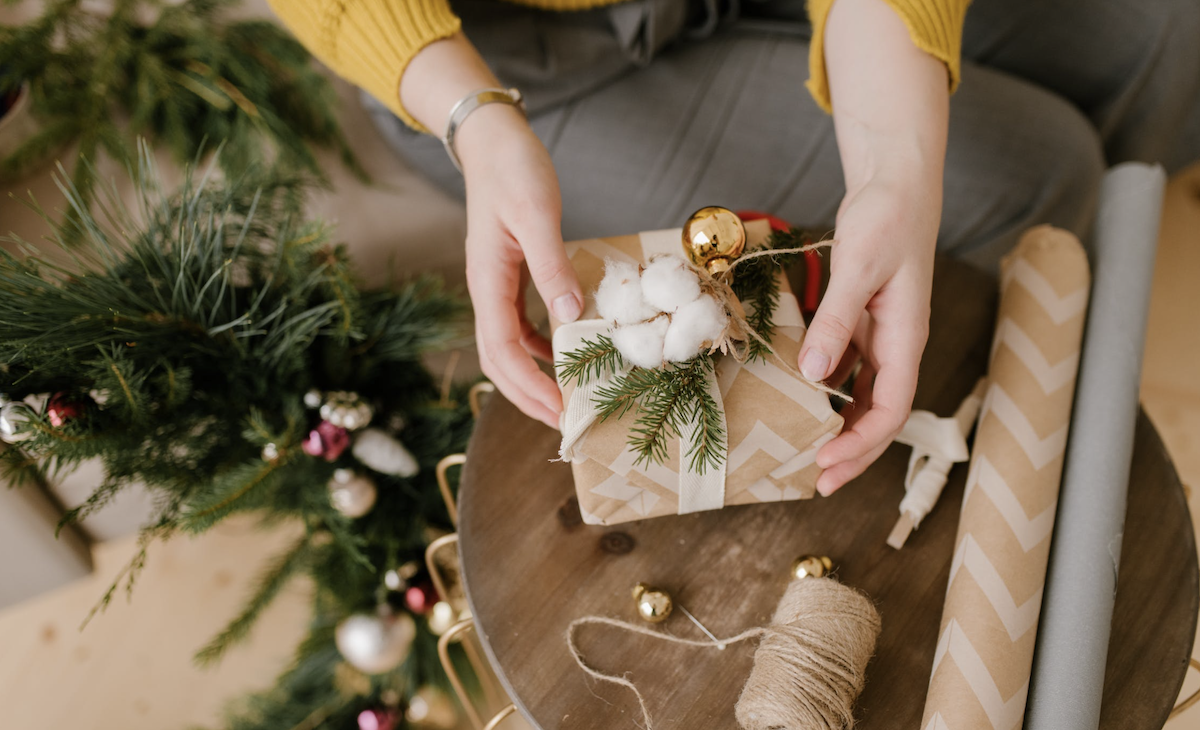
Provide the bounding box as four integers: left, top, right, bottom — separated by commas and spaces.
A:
663, 294, 728, 362
595, 260, 657, 325
612, 318, 670, 369
640, 255, 702, 313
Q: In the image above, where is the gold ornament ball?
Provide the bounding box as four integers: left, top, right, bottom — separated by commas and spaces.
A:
405, 685, 458, 730
682, 206, 747, 274
632, 583, 673, 623
791, 555, 833, 580
334, 611, 416, 674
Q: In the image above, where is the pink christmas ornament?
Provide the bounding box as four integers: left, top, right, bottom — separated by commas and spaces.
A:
47, 393, 85, 427
302, 421, 350, 461
357, 708, 398, 730
404, 582, 439, 615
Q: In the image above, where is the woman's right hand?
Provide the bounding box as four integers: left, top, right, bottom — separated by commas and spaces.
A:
455, 104, 584, 429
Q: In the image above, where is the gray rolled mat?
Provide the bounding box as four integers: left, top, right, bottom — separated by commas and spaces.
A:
1024, 162, 1167, 729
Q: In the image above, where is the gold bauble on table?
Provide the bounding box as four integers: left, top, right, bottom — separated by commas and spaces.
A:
632, 583, 674, 623
682, 206, 747, 275
791, 555, 833, 580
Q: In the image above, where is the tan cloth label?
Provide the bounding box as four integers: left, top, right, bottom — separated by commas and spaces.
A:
550, 220, 844, 526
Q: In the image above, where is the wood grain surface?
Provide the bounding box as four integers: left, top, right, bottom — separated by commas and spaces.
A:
456, 256, 1199, 730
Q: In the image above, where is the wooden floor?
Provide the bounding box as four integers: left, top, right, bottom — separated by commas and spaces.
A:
0, 82, 1197, 730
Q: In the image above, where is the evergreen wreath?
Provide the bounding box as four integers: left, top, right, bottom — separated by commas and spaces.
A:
0, 148, 476, 728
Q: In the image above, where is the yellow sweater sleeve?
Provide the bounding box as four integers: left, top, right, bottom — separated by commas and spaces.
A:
805, 0, 971, 113
266, 0, 462, 132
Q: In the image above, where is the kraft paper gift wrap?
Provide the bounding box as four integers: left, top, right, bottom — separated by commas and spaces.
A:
920, 226, 1090, 730
550, 219, 844, 526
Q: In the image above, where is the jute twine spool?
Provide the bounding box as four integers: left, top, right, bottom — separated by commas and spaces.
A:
567, 576, 881, 730
736, 577, 881, 730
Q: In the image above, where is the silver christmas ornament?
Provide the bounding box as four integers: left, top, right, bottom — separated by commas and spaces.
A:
0, 401, 33, 443
328, 468, 377, 518
303, 389, 324, 409
321, 391, 373, 431
261, 442, 280, 462
352, 428, 419, 477
334, 611, 416, 674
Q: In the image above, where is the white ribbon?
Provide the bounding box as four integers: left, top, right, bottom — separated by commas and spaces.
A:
888, 378, 987, 547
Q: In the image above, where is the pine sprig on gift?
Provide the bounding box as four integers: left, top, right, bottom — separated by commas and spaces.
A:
730, 227, 814, 362
594, 356, 725, 473
556, 334, 624, 383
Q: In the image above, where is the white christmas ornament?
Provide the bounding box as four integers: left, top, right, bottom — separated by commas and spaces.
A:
663, 295, 728, 362
334, 611, 416, 674
640, 256, 701, 313
612, 318, 670, 369
352, 428, 419, 477
595, 260, 657, 325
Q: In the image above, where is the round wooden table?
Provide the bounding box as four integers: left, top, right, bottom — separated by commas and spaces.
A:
456, 257, 1199, 730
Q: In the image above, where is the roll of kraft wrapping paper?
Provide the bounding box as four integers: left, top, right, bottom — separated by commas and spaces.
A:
920, 225, 1090, 730
1025, 163, 1167, 729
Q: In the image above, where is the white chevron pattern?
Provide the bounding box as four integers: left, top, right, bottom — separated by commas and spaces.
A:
981, 386, 1068, 469
949, 534, 1045, 641
963, 457, 1057, 551
993, 318, 1080, 395
1001, 258, 1088, 324
923, 713, 952, 730
931, 620, 1029, 730
727, 421, 799, 473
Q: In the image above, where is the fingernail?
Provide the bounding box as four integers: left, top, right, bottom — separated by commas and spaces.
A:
816, 475, 836, 497
800, 349, 830, 381
552, 293, 583, 323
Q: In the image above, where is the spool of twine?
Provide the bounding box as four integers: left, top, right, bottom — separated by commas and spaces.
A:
736, 577, 881, 730
567, 577, 880, 730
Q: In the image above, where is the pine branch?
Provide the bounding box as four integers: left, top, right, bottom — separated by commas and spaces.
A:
557, 335, 624, 384
195, 535, 311, 667
731, 227, 812, 362
0, 0, 366, 204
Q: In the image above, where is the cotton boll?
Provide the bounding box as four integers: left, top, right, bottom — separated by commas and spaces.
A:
595, 260, 657, 325
640, 256, 702, 313
663, 294, 728, 362
612, 318, 670, 369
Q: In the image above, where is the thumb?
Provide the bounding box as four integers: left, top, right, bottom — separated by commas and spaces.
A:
520, 218, 584, 324
799, 273, 873, 382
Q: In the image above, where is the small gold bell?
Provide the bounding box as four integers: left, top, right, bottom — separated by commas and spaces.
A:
791, 555, 834, 580
632, 582, 674, 623
682, 206, 747, 275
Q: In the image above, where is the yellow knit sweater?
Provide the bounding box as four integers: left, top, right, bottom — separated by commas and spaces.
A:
267, 0, 969, 132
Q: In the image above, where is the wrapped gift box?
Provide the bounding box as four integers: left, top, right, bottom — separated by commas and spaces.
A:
550, 219, 844, 525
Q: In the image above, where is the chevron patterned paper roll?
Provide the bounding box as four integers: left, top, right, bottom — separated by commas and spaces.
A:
920, 226, 1090, 730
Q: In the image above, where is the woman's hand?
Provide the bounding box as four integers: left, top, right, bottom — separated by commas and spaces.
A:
799, 0, 950, 494
802, 160, 939, 495
456, 106, 583, 429
400, 33, 583, 429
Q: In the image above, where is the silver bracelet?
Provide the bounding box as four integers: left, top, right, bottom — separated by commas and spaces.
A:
441, 87, 526, 173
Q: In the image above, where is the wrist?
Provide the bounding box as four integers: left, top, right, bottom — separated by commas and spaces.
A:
455, 104, 536, 174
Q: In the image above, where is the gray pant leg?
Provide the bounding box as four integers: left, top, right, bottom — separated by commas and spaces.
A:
963, 0, 1200, 172
365, 27, 1104, 273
